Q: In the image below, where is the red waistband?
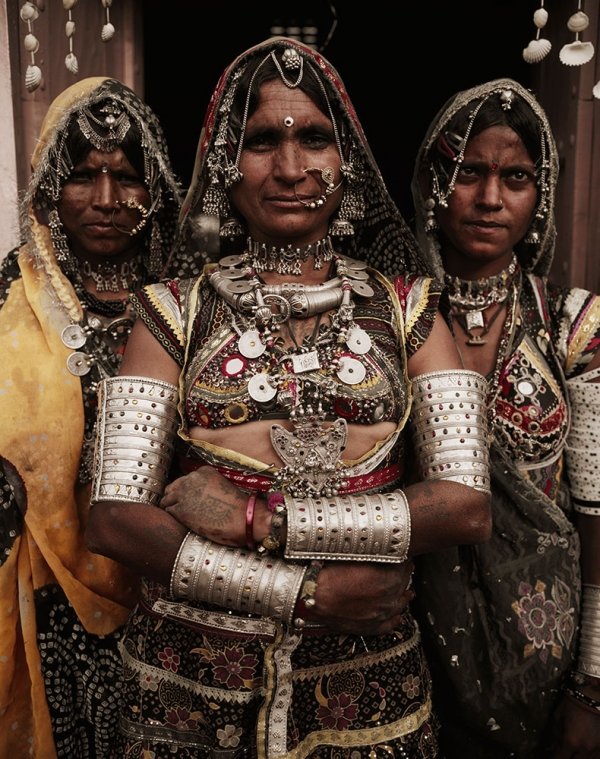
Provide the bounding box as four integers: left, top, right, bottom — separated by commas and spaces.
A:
178, 457, 401, 495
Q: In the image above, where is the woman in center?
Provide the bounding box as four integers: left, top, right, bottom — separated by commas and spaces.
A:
86, 38, 491, 758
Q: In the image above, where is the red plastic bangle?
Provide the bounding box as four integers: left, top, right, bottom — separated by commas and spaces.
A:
245, 492, 257, 550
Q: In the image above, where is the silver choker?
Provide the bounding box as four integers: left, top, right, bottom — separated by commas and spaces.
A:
444, 254, 518, 312
210, 253, 373, 327
247, 235, 334, 276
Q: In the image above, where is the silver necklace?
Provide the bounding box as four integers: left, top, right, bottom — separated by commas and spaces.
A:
246, 235, 334, 276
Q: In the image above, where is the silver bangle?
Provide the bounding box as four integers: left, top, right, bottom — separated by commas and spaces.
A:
565, 376, 600, 503
284, 490, 411, 562
91, 376, 179, 506
410, 369, 491, 493
170, 533, 307, 626
577, 584, 600, 678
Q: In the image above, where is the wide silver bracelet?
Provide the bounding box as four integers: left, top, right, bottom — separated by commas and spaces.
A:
91, 376, 179, 506
170, 532, 307, 626
576, 583, 600, 679
410, 369, 491, 493
565, 375, 600, 512
284, 491, 411, 562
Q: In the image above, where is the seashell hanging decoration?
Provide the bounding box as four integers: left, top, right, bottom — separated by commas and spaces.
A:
567, 10, 589, 32
593, 81, 600, 100
523, 1, 552, 64
63, 0, 78, 76
523, 38, 552, 64
20, 1, 43, 92
101, 23, 115, 42
101, 0, 116, 43
25, 63, 42, 93
65, 51, 78, 74
559, 1, 595, 67
560, 40, 595, 66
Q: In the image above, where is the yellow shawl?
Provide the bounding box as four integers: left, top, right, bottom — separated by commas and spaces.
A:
0, 78, 139, 758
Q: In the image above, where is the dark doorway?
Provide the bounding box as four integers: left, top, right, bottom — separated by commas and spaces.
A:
143, 1, 534, 224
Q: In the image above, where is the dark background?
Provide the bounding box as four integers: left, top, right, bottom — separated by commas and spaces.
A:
142, 1, 535, 225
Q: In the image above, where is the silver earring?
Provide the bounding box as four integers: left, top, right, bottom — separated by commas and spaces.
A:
424, 198, 439, 234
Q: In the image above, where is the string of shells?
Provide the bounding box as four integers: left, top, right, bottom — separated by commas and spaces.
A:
20, 0, 117, 93
522, 1, 598, 98
559, 2, 595, 67
20, 2, 42, 93
522, 2, 552, 64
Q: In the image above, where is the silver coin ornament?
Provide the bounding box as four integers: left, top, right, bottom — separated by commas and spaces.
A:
219, 255, 245, 267
227, 280, 254, 294
66, 351, 91, 376
350, 281, 375, 297
61, 324, 87, 349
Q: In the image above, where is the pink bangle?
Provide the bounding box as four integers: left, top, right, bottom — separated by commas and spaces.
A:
245, 492, 257, 550
267, 491, 285, 513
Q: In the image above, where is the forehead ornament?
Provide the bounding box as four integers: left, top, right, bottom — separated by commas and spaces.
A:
271, 47, 304, 88
284, 116, 294, 128
500, 89, 514, 110
76, 98, 132, 152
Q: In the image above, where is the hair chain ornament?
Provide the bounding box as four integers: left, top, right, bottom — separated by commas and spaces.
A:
294, 167, 343, 210
111, 197, 151, 236
77, 100, 132, 152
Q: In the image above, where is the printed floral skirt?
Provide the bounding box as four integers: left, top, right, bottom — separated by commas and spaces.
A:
110, 581, 439, 758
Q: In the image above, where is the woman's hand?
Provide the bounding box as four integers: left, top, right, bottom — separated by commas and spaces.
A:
303, 560, 415, 635
161, 467, 249, 547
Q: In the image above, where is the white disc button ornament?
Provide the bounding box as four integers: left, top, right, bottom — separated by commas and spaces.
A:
248, 373, 277, 402
238, 330, 266, 358
336, 356, 366, 385
346, 326, 372, 354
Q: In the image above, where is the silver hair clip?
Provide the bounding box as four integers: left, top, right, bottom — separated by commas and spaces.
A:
282, 48, 302, 71
500, 89, 514, 110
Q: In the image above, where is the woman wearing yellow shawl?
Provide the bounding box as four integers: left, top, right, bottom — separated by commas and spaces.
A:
0, 77, 190, 757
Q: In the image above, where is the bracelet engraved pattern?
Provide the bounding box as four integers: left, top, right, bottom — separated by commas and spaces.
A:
284, 491, 411, 562
91, 376, 179, 506
410, 369, 491, 493
170, 532, 307, 626
566, 375, 600, 511
576, 583, 600, 679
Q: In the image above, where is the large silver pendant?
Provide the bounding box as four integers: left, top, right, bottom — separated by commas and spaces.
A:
465, 310, 485, 330
271, 416, 348, 496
